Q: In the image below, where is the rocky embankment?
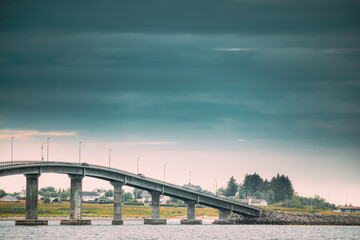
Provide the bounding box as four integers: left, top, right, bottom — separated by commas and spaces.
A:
233, 210, 360, 225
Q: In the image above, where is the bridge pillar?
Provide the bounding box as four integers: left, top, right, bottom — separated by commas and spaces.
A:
15, 174, 48, 226
111, 181, 124, 225
212, 209, 235, 224
180, 200, 202, 225
60, 174, 90, 225
144, 191, 166, 224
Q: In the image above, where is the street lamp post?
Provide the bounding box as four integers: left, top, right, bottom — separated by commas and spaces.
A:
137, 157, 139, 174
47, 138, 50, 162
11, 137, 14, 162
109, 149, 111, 168
189, 171, 192, 185
79, 141, 82, 163
41, 143, 44, 161
163, 164, 166, 182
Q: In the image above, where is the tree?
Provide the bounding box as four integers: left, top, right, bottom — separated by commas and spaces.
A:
224, 176, 238, 197
43, 196, 50, 203
133, 189, 144, 199
0, 189, 6, 198
105, 190, 113, 197
242, 173, 263, 197
270, 173, 294, 202
39, 186, 58, 197
122, 192, 133, 202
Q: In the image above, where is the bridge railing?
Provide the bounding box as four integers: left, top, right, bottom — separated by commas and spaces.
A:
0, 160, 259, 210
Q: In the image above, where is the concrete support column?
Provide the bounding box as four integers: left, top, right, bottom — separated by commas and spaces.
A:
69, 174, 84, 219
25, 174, 40, 219
180, 200, 202, 224
15, 174, 48, 225
151, 191, 161, 219
111, 181, 124, 225
144, 191, 166, 224
61, 174, 90, 225
213, 209, 235, 224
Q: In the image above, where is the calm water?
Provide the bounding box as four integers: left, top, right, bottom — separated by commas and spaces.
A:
1, 219, 359, 240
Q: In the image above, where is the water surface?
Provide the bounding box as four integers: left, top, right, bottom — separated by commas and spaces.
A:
1, 219, 359, 240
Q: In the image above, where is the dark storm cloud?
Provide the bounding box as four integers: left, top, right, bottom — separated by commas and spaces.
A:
0, 0, 359, 34
0, 1, 359, 150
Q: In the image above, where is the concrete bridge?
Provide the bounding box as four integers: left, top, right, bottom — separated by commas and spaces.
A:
0, 161, 261, 225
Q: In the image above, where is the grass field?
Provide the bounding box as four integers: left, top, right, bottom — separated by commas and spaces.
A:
0, 201, 218, 218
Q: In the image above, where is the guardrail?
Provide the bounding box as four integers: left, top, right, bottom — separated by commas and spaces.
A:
0, 161, 260, 211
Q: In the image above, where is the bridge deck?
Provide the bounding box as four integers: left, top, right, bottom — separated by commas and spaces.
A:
0, 161, 261, 217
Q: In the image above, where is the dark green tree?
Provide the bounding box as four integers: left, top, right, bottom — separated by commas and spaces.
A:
0, 189, 6, 198
270, 173, 294, 202
122, 192, 133, 202
224, 176, 238, 197
242, 173, 263, 197
105, 189, 113, 197
133, 189, 144, 199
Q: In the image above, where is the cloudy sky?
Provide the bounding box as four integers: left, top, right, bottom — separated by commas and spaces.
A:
0, 0, 359, 205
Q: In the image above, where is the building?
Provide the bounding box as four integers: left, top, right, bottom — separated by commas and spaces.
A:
82, 192, 101, 202
138, 191, 169, 205
0, 195, 18, 202
50, 197, 61, 204
338, 206, 360, 213
240, 199, 268, 207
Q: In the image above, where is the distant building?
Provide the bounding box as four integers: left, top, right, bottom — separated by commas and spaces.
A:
50, 197, 61, 204
0, 195, 18, 202
338, 206, 360, 213
82, 192, 100, 202
18, 189, 26, 198
138, 191, 169, 204
240, 199, 268, 207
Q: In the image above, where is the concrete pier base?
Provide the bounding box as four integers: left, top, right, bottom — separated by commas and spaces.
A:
181, 200, 202, 224
15, 219, 48, 226
213, 209, 235, 224
112, 220, 124, 225
144, 218, 167, 225
60, 219, 91, 225
212, 219, 236, 225
180, 219, 203, 225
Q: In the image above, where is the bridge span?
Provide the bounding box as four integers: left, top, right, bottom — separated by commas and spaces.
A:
0, 161, 261, 225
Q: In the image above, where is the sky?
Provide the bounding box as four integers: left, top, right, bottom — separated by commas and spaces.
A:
0, 0, 359, 205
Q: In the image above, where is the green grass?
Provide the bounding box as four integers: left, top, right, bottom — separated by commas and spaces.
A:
0, 200, 218, 218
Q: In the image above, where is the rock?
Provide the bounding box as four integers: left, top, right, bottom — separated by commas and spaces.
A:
232, 210, 360, 225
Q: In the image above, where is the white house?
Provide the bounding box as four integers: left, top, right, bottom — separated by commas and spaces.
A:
138, 191, 169, 205
240, 199, 268, 207
0, 195, 18, 202
82, 192, 100, 202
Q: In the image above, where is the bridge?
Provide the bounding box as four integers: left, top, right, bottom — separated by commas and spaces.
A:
0, 161, 261, 225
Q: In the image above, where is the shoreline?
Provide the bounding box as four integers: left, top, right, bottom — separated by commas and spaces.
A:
0, 216, 218, 222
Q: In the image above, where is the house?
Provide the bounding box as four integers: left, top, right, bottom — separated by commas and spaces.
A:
50, 197, 61, 204
138, 191, 169, 205
82, 191, 100, 202
240, 199, 268, 207
338, 206, 360, 213
18, 189, 26, 198
0, 195, 18, 202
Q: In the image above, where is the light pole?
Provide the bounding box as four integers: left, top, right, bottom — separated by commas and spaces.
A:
109, 149, 111, 168
189, 171, 192, 185
163, 164, 166, 182
47, 138, 50, 162
79, 141, 82, 163
137, 157, 139, 174
11, 136, 14, 162
41, 143, 44, 161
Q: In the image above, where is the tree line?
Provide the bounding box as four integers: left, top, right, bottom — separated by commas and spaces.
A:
218, 173, 294, 204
